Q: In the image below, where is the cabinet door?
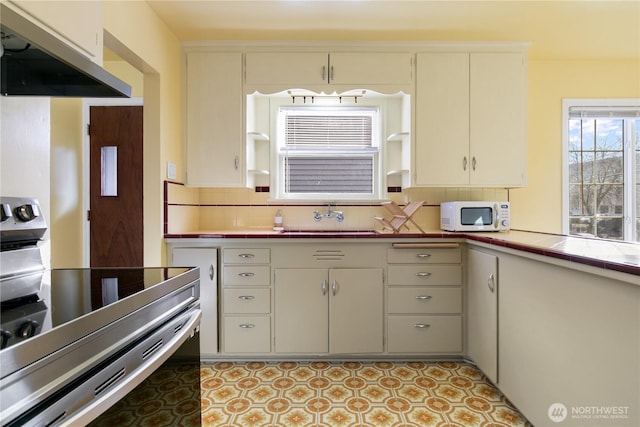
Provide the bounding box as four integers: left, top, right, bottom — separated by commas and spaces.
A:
329, 52, 413, 86
245, 52, 329, 86
467, 247, 498, 383
329, 268, 383, 354
172, 247, 218, 355
414, 53, 470, 186
186, 52, 244, 186
274, 269, 328, 353
8, 0, 102, 62
470, 53, 527, 187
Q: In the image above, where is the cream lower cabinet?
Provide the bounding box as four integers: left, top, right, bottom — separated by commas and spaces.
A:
466, 247, 498, 384
386, 244, 463, 353
275, 268, 383, 354
220, 248, 271, 353
171, 247, 218, 356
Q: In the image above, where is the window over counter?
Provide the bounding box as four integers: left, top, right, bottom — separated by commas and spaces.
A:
563, 99, 640, 242
247, 90, 411, 201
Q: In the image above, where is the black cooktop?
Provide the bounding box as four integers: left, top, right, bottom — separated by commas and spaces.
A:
0, 267, 192, 351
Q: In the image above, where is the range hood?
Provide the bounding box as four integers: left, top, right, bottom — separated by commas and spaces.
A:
0, 4, 131, 98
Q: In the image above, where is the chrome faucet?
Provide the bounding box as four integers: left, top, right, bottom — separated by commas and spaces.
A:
313, 204, 344, 222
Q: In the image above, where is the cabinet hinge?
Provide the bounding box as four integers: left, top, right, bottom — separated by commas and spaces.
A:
87, 210, 91, 221
87, 123, 93, 136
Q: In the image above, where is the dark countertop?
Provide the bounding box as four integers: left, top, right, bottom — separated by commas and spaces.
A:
165, 229, 640, 277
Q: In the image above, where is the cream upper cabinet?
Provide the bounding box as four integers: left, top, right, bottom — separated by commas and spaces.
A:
245, 52, 328, 87
6, 0, 103, 63
245, 51, 413, 91
185, 52, 244, 187
415, 52, 527, 187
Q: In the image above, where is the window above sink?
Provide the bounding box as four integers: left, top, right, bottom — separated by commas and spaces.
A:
246, 89, 411, 202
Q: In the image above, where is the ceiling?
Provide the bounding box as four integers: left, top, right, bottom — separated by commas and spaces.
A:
145, 0, 640, 60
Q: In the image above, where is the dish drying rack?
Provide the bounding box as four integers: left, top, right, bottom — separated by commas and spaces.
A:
374, 201, 425, 233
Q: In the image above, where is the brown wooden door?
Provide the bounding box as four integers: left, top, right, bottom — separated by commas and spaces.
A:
89, 106, 143, 267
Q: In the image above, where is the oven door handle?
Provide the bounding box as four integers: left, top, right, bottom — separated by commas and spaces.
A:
54, 307, 201, 427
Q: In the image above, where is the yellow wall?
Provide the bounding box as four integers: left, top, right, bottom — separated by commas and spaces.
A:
103, 1, 182, 266
510, 59, 640, 233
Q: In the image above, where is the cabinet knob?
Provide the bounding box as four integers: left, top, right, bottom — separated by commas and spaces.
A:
238, 253, 255, 259
209, 264, 215, 280
238, 295, 255, 300
415, 295, 432, 301
416, 272, 432, 277
413, 323, 431, 329
321, 279, 328, 296
463, 156, 468, 171
331, 279, 338, 296
416, 253, 431, 259
239, 324, 255, 329
238, 272, 255, 277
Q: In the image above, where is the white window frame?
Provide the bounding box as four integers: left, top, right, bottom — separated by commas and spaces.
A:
271, 100, 385, 202
562, 98, 640, 242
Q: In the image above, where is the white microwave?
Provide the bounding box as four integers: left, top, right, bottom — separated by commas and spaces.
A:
440, 201, 510, 232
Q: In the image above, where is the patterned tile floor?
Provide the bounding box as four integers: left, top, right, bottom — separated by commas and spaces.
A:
201, 361, 533, 427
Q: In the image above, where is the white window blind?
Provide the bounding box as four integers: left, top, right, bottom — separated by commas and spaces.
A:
284, 114, 374, 150
568, 106, 640, 118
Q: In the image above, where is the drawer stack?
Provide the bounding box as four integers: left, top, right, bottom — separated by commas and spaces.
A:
386, 243, 463, 353
221, 248, 271, 353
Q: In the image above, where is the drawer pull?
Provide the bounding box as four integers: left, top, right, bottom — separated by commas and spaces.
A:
238, 272, 255, 277
414, 323, 431, 329
238, 295, 255, 300
415, 295, 432, 301
238, 253, 255, 259
239, 323, 255, 329
416, 253, 431, 259
488, 273, 496, 293
321, 279, 328, 296
416, 272, 432, 277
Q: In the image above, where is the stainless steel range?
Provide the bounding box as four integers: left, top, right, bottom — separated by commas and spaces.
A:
0, 197, 202, 426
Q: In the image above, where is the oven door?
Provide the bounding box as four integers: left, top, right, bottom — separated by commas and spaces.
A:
6, 306, 201, 427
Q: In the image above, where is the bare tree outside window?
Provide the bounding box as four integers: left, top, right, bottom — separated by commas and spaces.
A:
568, 118, 625, 239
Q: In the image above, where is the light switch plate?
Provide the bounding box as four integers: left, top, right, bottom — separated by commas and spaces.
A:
167, 162, 177, 180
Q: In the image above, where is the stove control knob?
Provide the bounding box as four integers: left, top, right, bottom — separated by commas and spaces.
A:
0, 330, 12, 349
17, 320, 39, 338
0, 204, 12, 222
14, 204, 40, 222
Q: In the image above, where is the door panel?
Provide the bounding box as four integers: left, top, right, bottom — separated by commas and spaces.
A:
329, 268, 383, 354
467, 247, 498, 383
275, 269, 328, 353
89, 106, 143, 267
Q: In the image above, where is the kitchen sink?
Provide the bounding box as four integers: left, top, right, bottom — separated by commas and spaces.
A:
280, 229, 379, 235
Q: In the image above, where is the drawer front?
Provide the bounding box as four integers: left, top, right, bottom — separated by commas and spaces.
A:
223, 248, 270, 264
223, 266, 270, 286
387, 265, 462, 286
387, 247, 461, 264
387, 316, 462, 353
223, 288, 270, 314
223, 316, 271, 353
388, 288, 462, 314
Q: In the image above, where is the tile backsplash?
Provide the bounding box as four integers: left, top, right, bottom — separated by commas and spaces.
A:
165, 181, 509, 234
